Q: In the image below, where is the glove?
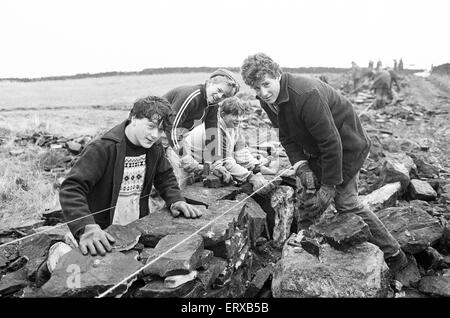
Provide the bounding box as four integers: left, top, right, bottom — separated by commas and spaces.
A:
79, 224, 116, 256
213, 166, 232, 184
303, 184, 335, 218
170, 201, 202, 218
248, 172, 274, 195
295, 163, 319, 191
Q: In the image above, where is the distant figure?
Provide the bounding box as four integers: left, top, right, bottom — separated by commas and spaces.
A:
376, 60, 382, 72
393, 59, 398, 71
318, 75, 329, 84
387, 68, 401, 92
351, 61, 363, 91
398, 58, 404, 71
371, 70, 391, 108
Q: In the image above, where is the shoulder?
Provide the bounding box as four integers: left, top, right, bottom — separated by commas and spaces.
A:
164, 84, 203, 104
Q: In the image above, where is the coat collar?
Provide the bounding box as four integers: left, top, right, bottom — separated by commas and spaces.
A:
102, 119, 128, 143
274, 73, 290, 107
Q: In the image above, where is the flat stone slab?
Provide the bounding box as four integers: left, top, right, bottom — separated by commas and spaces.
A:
376, 206, 444, 254
408, 179, 437, 201
143, 234, 204, 277
271, 234, 390, 298
134, 277, 204, 298
360, 182, 402, 212
311, 213, 371, 251
41, 249, 142, 297
418, 276, 450, 297
181, 182, 240, 206
130, 199, 246, 248
0, 268, 29, 296
105, 224, 141, 252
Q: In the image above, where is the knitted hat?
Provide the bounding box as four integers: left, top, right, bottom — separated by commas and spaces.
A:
209, 68, 240, 94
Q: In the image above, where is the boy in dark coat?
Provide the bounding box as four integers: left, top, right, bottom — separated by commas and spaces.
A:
60, 96, 201, 256
240, 53, 409, 275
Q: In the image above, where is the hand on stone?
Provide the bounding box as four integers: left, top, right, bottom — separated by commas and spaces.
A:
303, 184, 335, 217
170, 201, 202, 218
213, 166, 232, 184
79, 224, 116, 256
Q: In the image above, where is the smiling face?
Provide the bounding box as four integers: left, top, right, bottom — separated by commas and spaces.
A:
127, 116, 163, 148
206, 81, 236, 104
252, 74, 281, 105
221, 112, 241, 129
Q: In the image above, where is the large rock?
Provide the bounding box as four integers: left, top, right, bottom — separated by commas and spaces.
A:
271, 234, 390, 298
376, 206, 444, 254
408, 179, 437, 201
143, 234, 204, 277
0, 268, 29, 296
271, 186, 295, 246
130, 200, 246, 248
104, 224, 141, 252
379, 156, 411, 190
41, 250, 142, 297
360, 182, 402, 211
311, 213, 371, 251
418, 276, 450, 297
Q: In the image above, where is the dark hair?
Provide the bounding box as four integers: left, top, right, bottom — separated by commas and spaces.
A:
241, 53, 282, 88
219, 96, 245, 116
129, 95, 172, 129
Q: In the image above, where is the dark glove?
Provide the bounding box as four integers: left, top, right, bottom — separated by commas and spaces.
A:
295, 163, 319, 192
79, 224, 116, 256
303, 184, 335, 218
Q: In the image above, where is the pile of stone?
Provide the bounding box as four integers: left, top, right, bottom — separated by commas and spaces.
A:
0, 180, 296, 298
272, 146, 450, 297
14, 131, 92, 155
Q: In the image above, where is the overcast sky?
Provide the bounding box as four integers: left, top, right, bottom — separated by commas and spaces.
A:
1, 0, 449, 78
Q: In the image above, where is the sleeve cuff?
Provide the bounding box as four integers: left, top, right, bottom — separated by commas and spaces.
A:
292, 160, 309, 172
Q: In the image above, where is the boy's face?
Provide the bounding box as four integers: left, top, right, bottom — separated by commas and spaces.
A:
252, 74, 281, 105
130, 116, 163, 148
221, 112, 241, 129
206, 82, 235, 104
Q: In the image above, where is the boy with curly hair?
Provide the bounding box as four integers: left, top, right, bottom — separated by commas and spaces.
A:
240, 53, 409, 276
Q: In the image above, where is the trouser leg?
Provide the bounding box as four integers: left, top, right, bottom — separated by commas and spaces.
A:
334, 173, 401, 258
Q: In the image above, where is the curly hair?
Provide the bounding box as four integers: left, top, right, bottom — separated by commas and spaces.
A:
219, 96, 246, 116
240, 53, 282, 88
129, 95, 172, 129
